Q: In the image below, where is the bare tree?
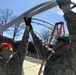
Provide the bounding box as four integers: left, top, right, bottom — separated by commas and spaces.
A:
0, 8, 16, 35
12, 23, 25, 41
40, 28, 52, 45
0, 8, 15, 25
0, 8, 25, 41
4, 22, 25, 41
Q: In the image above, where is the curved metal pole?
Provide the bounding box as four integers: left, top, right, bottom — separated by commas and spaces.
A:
0, 1, 57, 34
32, 18, 54, 27
0, 0, 75, 34
32, 21, 53, 31
70, 1, 76, 9
11, 19, 54, 31
34, 31, 44, 40
8, 19, 54, 32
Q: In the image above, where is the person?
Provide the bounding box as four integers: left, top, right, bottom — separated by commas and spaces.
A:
25, 0, 76, 74
43, 35, 70, 75
55, 0, 76, 75
35, 0, 76, 75
30, 29, 70, 75
24, 18, 70, 75
25, 0, 76, 75
0, 17, 30, 75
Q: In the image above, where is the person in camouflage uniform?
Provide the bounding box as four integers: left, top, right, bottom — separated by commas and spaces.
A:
55, 0, 76, 74
0, 17, 31, 75
25, 19, 70, 75
30, 23, 70, 75
26, 0, 76, 74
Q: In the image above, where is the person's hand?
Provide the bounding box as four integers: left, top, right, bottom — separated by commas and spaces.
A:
23, 17, 32, 26
56, 0, 71, 8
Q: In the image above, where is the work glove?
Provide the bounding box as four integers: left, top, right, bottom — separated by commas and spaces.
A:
23, 17, 33, 30
23, 17, 32, 26
30, 25, 33, 30
56, 0, 71, 8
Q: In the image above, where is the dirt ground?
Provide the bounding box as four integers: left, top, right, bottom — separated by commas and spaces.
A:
23, 56, 45, 75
